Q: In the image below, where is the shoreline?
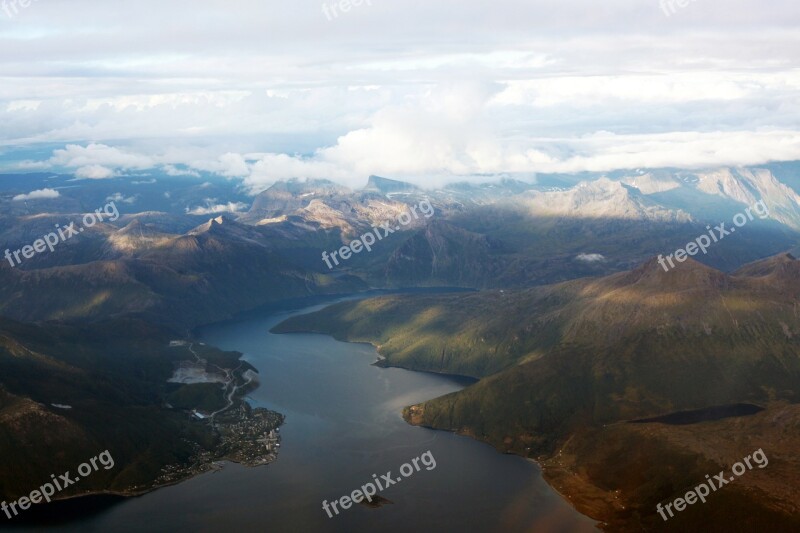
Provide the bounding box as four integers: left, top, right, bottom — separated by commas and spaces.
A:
5, 360, 283, 526
9, 290, 571, 528
268, 295, 603, 530
270, 312, 602, 530
401, 405, 605, 530
4, 409, 284, 526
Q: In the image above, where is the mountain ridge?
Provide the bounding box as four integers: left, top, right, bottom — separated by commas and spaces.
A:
272, 251, 800, 530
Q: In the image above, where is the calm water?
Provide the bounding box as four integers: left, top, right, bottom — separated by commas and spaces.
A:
23, 298, 597, 533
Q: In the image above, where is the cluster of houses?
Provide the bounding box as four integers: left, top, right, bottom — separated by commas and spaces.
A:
257, 429, 281, 460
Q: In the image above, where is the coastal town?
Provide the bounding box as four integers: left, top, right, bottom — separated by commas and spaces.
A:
151, 342, 285, 488
214, 402, 284, 466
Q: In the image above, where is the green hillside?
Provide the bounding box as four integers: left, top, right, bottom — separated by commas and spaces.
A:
273, 253, 800, 530
0, 318, 279, 506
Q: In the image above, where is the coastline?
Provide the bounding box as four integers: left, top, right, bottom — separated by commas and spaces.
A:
401, 403, 606, 530
3, 357, 283, 527
268, 297, 603, 530
8, 288, 568, 528
25, 290, 448, 520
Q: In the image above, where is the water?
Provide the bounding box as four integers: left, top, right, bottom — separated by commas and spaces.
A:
22, 298, 597, 533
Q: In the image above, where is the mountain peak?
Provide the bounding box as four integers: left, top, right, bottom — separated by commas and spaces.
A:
734, 251, 800, 280
612, 255, 729, 291
363, 175, 418, 195
520, 177, 690, 222
189, 214, 234, 235
117, 219, 143, 235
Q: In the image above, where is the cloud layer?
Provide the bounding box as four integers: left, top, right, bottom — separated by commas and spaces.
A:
1, 0, 798, 190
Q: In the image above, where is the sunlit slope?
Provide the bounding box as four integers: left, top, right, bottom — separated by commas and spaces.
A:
0, 319, 246, 502
273, 253, 800, 529
0, 217, 364, 330
275, 253, 800, 407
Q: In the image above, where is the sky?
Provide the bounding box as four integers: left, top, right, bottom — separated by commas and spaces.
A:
0, 0, 799, 191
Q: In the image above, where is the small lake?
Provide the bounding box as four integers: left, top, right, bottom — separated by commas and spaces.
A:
25, 296, 597, 533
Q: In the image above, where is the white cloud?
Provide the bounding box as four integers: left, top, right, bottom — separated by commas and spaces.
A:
50, 143, 154, 171
0, 1, 798, 185
20, 126, 800, 193
163, 165, 200, 177
190, 153, 250, 178
106, 192, 137, 204
185, 201, 249, 215
240, 126, 800, 190
75, 165, 116, 179
13, 188, 61, 201
575, 253, 606, 263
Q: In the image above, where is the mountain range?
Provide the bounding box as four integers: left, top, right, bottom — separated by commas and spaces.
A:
2, 163, 800, 530
273, 252, 800, 531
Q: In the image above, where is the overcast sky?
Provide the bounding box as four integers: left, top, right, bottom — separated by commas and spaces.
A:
1, 0, 799, 190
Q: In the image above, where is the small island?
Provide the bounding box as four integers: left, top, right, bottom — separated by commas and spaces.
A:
359, 495, 394, 509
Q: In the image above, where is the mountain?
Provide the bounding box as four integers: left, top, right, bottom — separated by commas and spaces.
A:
733, 251, 799, 278
363, 175, 419, 195
272, 253, 800, 530
0, 318, 282, 509
1, 165, 800, 529
516, 177, 691, 222
243, 178, 352, 223
1, 166, 798, 319
0, 216, 365, 330
619, 170, 683, 195
106, 219, 175, 254
694, 168, 800, 230
238, 169, 800, 288
381, 220, 510, 288
240, 177, 428, 241
616, 167, 800, 232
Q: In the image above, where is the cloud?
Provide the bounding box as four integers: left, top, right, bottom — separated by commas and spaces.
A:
575, 253, 606, 263
239, 126, 800, 190
189, 153, 250, 178
75, 165, 116, 179
13, 188, 61, 201
163, 165, 200, 177
20, 126, 800, 193
106, 192, 137, 204
185, 201, 249, 215
1, 2, 799, 186
50, 143, 154, 171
